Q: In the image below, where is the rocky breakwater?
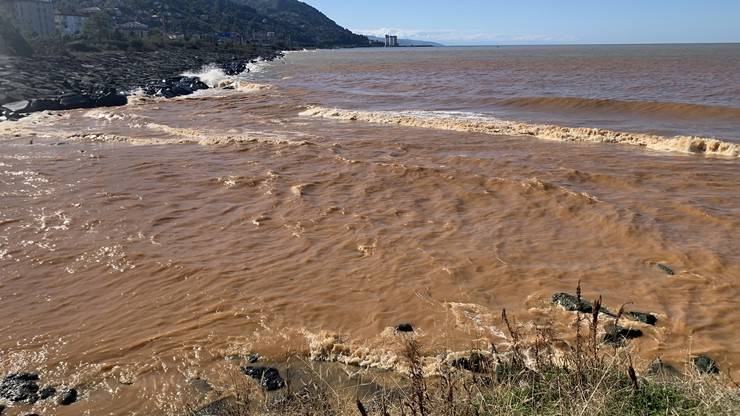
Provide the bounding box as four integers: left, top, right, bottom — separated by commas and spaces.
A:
0, 48, 284, 121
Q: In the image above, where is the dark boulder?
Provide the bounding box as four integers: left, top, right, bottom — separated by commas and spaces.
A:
552, 293, 615, 316
451, 352, 490, 373
240, 366, 285, 391
0, 404, 4, 414
603, 326, 643, 347
58, 94, 96, 110
0, 372, 40, 403
395, 323, 414, 332
28, 98, 63, 113
657, 263, 675, 275
57, 388, 78, 405
143, 76, 209, 99
693, 355, 719, 374
625, 311, 657, 326
222, 60, 247, 76
95, 90, 128, 108
38, 385, 56, 400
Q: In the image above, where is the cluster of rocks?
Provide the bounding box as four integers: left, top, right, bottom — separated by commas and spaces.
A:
0, 48, 284, 122
551, 291, 720, 374
0, 372, 77, 412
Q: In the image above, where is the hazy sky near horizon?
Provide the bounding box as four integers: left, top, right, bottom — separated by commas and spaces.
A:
304, 0, 740, 45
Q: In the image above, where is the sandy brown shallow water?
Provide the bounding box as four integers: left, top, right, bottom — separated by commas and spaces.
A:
1, 47, 740, 415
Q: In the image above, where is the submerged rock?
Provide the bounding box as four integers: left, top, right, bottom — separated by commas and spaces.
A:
395, 323, 414, 332
603, 326, 643, 347
38, 385, 56, 400
647, 358, 681, 377
0, 372, 40, 403
57, 388, 78, 405
693, 355, 720, 374
657, 263, 675, 275
625, 311, 658, 326
241, 366, 285, 391
451, 352, 490, 373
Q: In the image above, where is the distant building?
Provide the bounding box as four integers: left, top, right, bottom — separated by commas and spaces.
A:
2, 0, 55, 38
119, 21, 148, 38
384, 34, 399, 47
55, 11, 86, 36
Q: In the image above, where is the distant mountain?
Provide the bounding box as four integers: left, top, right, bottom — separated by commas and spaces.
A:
234, 0, 367, 47
53, 0, 368, 48
367, 35, 443, 47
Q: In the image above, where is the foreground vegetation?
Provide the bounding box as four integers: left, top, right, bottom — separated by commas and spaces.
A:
185, 285, 739, 416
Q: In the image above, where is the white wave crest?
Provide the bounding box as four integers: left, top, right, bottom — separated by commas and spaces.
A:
300, 107, 740, 158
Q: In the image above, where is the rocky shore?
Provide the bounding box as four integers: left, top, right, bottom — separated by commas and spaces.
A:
0, 46, 283, 121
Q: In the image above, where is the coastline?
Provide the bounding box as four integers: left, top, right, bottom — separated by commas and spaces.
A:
0, 45, 285, 120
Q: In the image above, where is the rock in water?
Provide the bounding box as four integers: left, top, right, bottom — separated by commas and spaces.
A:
58, 388, 78, 405
395, 323, 414, 332
552, 292, 615, 316
38, 385, 56, 400
28, 98, 63, 113
693, 356, 720, 374
0, 373, 40, 403
95, 91, 128, 107
625, 311, 658, 326
657, 263, 675, 275
58, 94, 95, 110
452, 352, 489, 373
240, 366, 285, 391
603, 326, 643, 347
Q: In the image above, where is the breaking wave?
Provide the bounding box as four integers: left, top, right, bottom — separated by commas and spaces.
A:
495, 96, 740, 120
300, 107, 739, 157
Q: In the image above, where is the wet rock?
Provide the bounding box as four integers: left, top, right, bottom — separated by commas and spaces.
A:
240, 366, 285, 391
646, 358, 681, 377
28, 98, 63, 113
95, 90, 128, 107
551, 293, 614, 316
625, 311, 657, 326
38, 385, 56, 400
657, 263, 675, 275
395, 323, 414, 332
452, 352, 490, 373
0, 372, 40, 403
58, 94, 96, 110
143, 76, 209, 99
0, 404, 5, 414
221, 60, 247, 76
57, 388, 78, 405
2, 100, 30, 113
693, 355, 719, 374
603, 326, 643, 347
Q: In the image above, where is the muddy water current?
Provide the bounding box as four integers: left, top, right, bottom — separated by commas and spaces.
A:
0, 45, 739, 414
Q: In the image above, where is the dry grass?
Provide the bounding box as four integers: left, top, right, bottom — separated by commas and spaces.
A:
187, 284, 739, 416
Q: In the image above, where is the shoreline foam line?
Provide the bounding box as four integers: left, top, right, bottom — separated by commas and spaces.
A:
300, 107, 739, 158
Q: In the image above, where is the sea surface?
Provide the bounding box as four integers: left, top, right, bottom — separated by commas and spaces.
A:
1, 45, 739, 414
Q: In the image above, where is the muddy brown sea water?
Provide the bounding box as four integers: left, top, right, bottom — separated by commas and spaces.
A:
0, 45, 739, 415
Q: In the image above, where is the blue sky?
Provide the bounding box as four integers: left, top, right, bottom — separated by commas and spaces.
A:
305, 0, 740, 45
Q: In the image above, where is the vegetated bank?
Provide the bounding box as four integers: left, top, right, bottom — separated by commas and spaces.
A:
175, 284, 739, 416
